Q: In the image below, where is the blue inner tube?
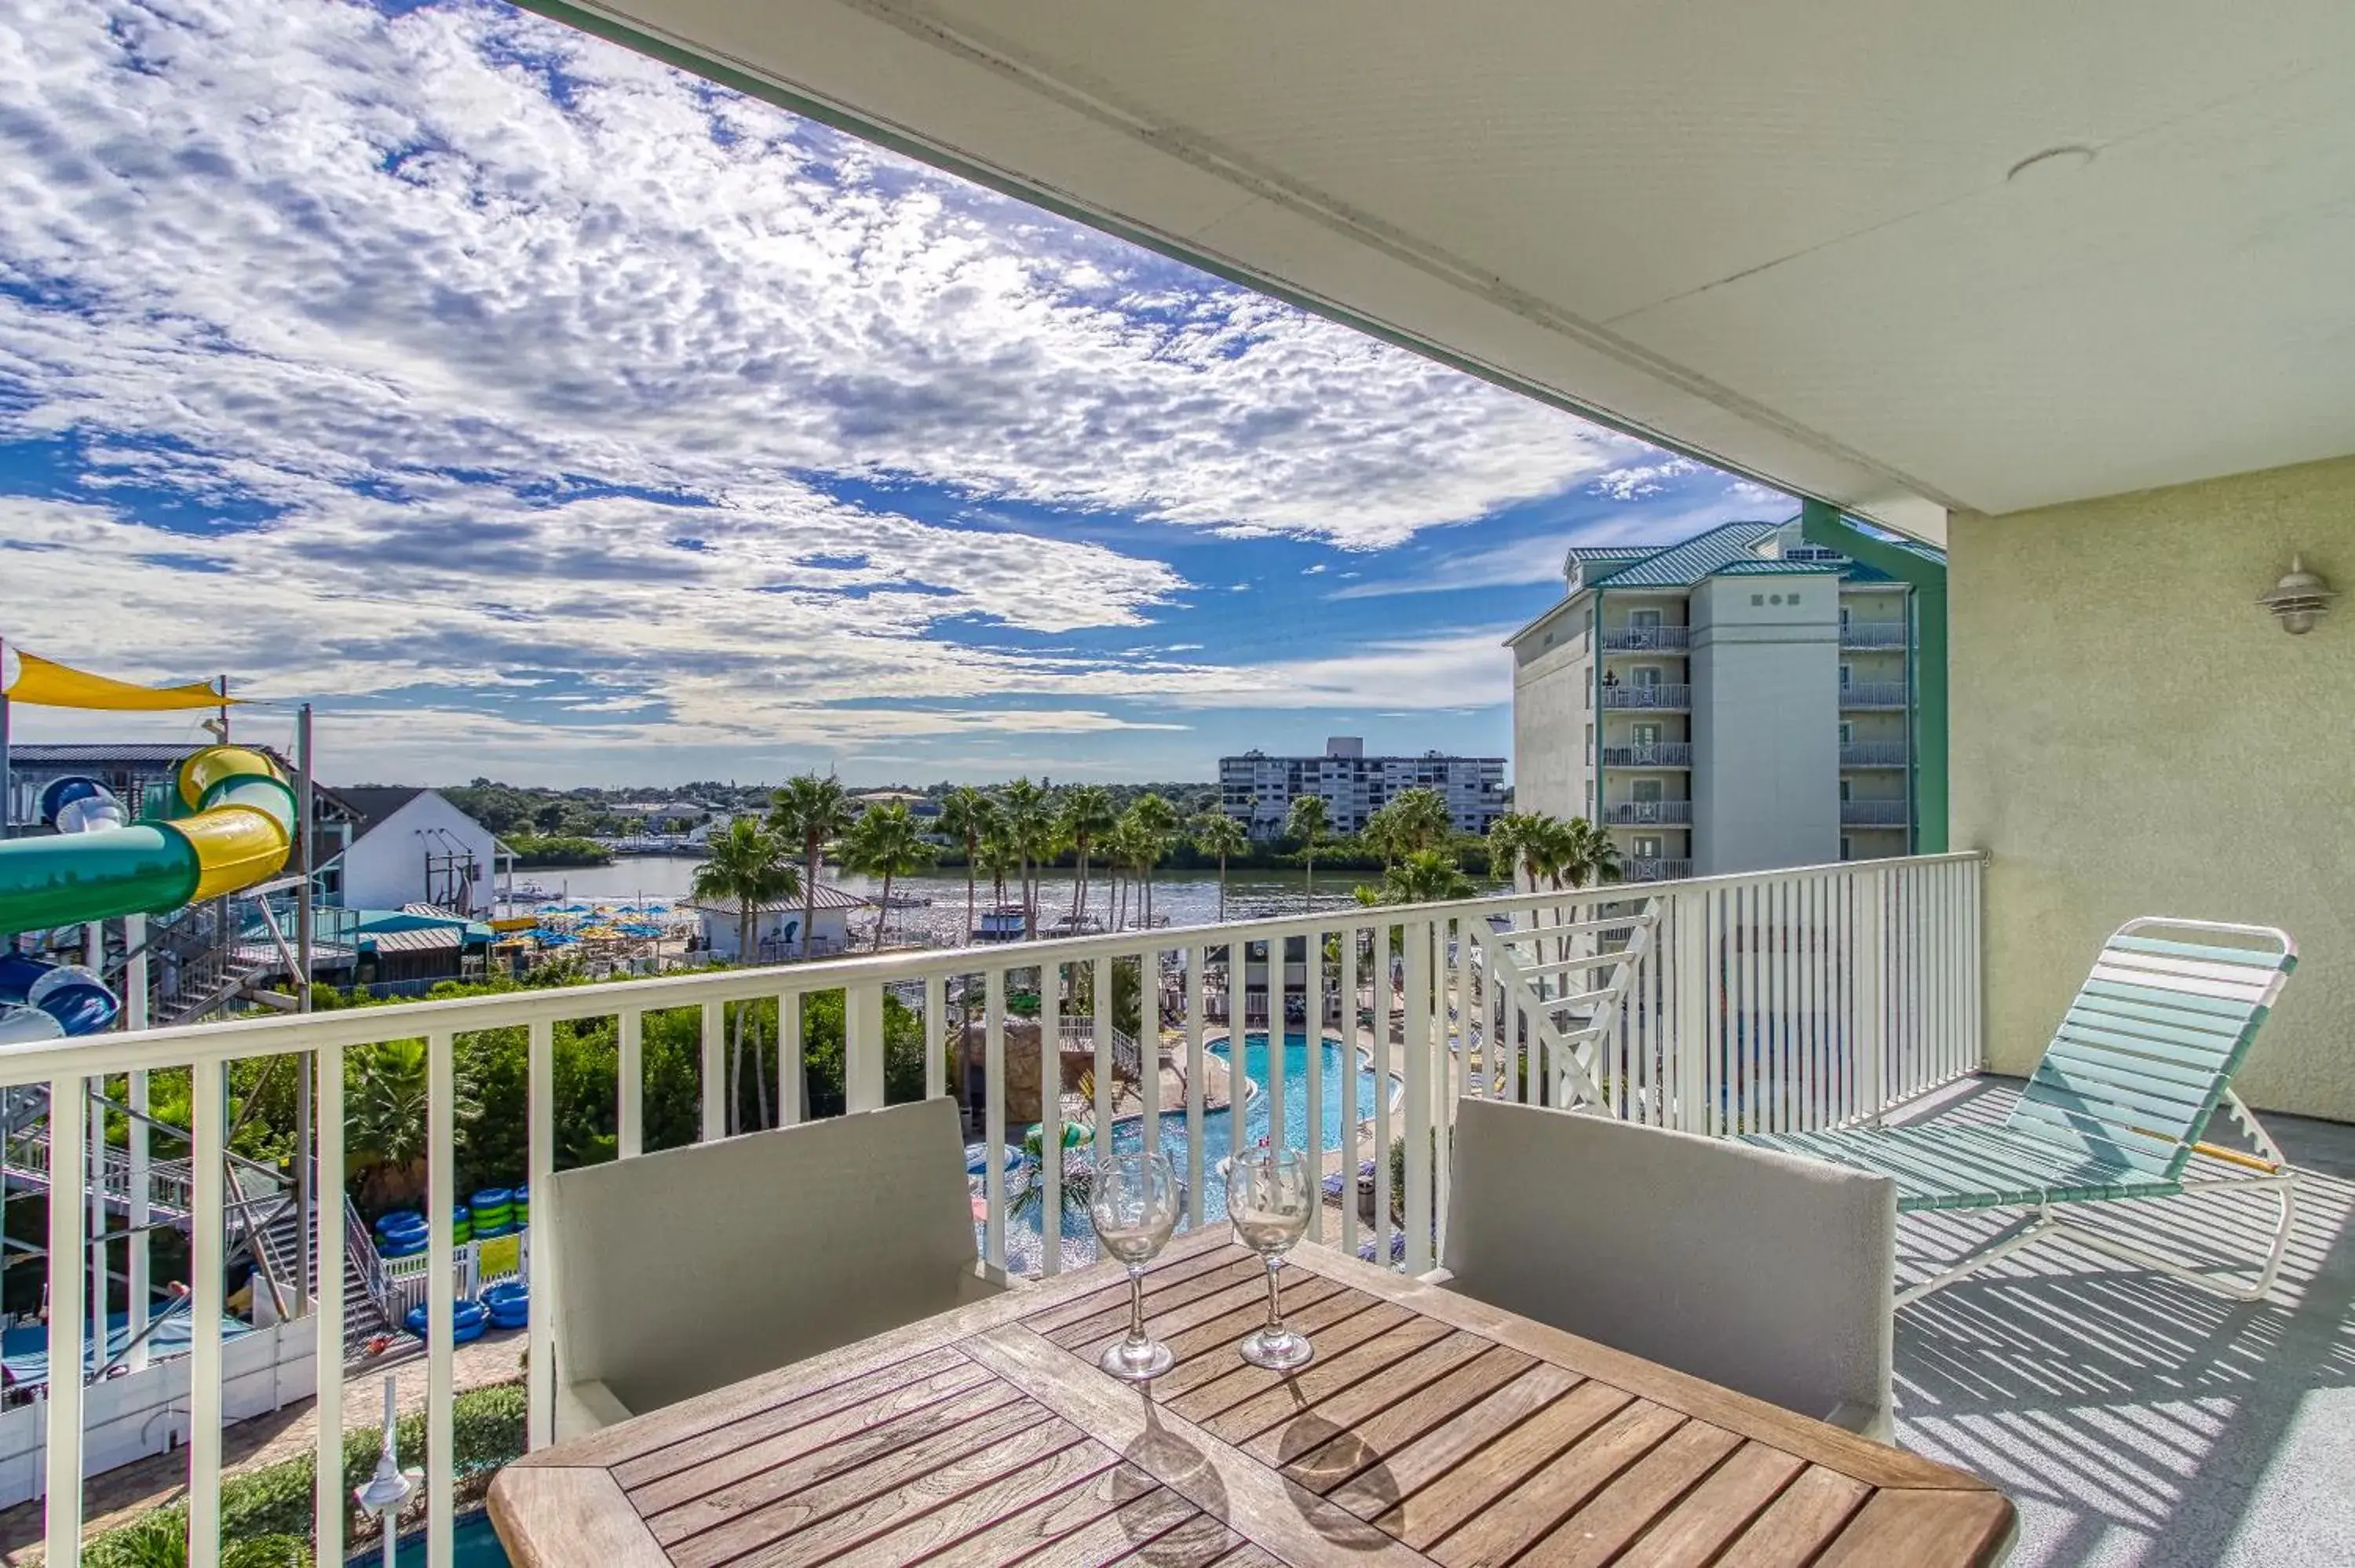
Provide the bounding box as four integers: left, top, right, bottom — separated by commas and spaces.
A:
403, 1300, 488, 1343
378, 1234, 426, 1260
480, 1280, 527, 1308
374, 1210, 426, 1236
470, 1188, 513, 1212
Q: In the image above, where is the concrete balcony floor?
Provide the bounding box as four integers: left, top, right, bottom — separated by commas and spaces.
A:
1889, 1079, 2353, 1567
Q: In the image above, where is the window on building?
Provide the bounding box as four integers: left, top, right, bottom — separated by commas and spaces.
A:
1839, 778, 1853, 802
1634, 835, 1662, 859
1633, 723, 1661, 747
1838, 662, 1853, 689
1838, 721, 1853, 745
1633, 778, 1663, 805
1631, 665, 1662, 690
1840, 837, 1854, 862
1583, 723, 1594, 764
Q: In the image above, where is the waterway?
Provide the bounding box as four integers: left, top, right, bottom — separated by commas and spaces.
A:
506, 855, 1496, 939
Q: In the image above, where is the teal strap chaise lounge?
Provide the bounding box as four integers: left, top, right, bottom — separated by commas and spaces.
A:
1745, 917, 2298, 1307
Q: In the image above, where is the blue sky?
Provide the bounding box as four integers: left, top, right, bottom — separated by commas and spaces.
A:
0, 0, 1787, 787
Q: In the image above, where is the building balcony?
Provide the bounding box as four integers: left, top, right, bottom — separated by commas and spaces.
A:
1601, 800, 1693, 826
1601, 682, 1689, 709
1619, 855, 1693, 881
1840, 621, 1909, 649
1839, 682, 1908, 709
1600, 742, 1692, 768
1840, 742, 1909, 767
1600, 624, 1690, 651
1841, 799, 1911, 826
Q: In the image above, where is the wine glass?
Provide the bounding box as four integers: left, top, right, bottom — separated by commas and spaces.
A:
1225, 1146, 1315, 1370
1088, 1150, 1181, 1381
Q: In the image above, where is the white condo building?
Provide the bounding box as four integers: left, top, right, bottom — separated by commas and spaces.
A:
1507, 518, 1946, 881
1218, 738, 1506, 841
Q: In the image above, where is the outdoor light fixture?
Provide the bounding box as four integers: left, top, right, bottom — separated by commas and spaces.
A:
2257, 556, 2335, 635
354, 1376, 422, 1568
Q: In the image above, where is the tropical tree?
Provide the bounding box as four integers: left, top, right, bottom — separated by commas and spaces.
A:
1554, 815, 1622, 890
976, 829, 1018, 915
768, 775, 855, 961
1057, 785, 1119, 929
1283, 794, 1331, 908
1364, 786, 1452, 864
1124, 793, 1179, 928
1355, 846, 1477, 906
838, 804, 939, 950
347, 1039, 482, 1208
937, 786, 999, 941
692, 818, 800, 1128
1486, 810, 1568, 893
996, 778, 1057, 937
1191, 811, 1249, 921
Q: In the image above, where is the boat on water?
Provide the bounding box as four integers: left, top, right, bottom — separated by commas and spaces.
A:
972, 905, 1028, 942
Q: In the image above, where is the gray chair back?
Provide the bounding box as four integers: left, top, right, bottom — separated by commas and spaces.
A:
1442, 1098, 1895, 1436
548, 1096, 999, 1422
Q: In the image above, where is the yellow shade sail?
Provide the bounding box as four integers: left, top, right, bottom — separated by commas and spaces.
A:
0, 644, 239, 711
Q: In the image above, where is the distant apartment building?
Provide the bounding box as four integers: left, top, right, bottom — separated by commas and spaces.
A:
1506, 518, 1946, 881
1219, 738, 1507, 842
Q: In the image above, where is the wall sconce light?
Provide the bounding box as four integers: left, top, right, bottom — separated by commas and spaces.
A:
2257, 556, 2335, 635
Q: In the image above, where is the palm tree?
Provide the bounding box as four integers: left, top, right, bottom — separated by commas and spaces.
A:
976, 829, 1017, 915
1057, 785, 1118, 929
693, 818, 800, 1130
937, 786, 998, 942
1357, 846, 1477, 906
1366, 786, 1452, 865
1124, 793, 1178, 928
1556, 815, 1622, 890
838, 803, 939, 950
347, 1039, 482, 1209
996, 778, 1055, 938
769, 775, 854, 961
1283, 794, 1331, 908
1192, 811, 1249, 921
692, 817, 803, 967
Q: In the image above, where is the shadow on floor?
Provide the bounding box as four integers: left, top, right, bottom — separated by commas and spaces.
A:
1889, 1078, 2355, 1568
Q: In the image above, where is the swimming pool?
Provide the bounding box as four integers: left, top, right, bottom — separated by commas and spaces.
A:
356, 1510, 509, 1566
995, 1033, 1396, 1274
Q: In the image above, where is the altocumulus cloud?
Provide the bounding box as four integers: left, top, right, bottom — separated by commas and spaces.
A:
0, 0, 1637, 761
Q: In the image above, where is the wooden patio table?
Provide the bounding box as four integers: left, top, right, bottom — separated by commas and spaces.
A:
490, 1226, 2014, 1566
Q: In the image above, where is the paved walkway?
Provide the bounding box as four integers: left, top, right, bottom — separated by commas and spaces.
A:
0, 1329, 528, 1564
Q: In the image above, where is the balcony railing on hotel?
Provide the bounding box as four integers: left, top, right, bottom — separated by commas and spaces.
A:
2, 852, 1983, 1563
1840, 742, 1908, 768
1838, 681, 1908, 708
1600, 742, 1692, 768
1602, 682, 1690, 709
1621, 856, 1693, 882
1602, 800, 1694, 826
1841, 799, 1911, 826
1601, 625, 1690, 651
1839, 622, 1908, 649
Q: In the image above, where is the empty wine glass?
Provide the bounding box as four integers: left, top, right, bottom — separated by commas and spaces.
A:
1226, 1146, 1315, 1369
1088, 1150, 1181, 1380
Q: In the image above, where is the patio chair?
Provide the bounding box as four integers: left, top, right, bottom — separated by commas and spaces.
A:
1435, 1097, 1898, 1439
545, 1095, 1005, 1439
1745, 917, 2298, 1307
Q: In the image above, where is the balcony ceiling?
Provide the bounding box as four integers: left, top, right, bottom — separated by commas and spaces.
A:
539, 0, 2355, 542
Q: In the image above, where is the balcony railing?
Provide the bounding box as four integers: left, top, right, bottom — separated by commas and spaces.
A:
1840, 742, 1908, 767
1839, 622, 1909, 648
1600, 742, 1692, 768
1842, 799, 1911, 826
1, 853, 1982, 1563
1601, 800, 1694, 826
1601, 625, 1690, 651
1839, 682, 1908, 708
1602, 683, 1690, 709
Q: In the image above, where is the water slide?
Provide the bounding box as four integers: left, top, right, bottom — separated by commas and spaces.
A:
0, 748, 296, 1042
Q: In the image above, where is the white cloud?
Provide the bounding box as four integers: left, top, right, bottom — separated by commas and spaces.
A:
1302, 563, 1327, 574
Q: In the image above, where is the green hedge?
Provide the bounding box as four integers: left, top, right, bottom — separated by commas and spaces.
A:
82, 1383, 525, 1567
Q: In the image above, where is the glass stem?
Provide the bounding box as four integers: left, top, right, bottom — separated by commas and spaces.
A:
1126, 1264, 1148, 1351
1262, 1256, 1285, 1336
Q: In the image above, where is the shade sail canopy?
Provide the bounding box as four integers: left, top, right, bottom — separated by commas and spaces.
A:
534, 0, 2355, 538
1, 645, 237, 712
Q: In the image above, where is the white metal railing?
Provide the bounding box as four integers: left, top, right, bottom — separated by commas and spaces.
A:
1602, 682, 1690, 709
1601, 800, 1694, 826
1600, 625, 1691, 651
5, 1126, 194, 1216
1623, 857, 1694, 882
1839, 681, 1908, 708
1840, 800, 1911, 826
0, 851, 1982, 1566
1839, 622, 1909, 648
1840, 742, 1909, 768
1600, 742, 1692, 768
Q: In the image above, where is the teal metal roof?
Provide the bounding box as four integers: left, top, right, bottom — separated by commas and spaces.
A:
1714, 559, 1843, 576
1587, 521, 1780, 587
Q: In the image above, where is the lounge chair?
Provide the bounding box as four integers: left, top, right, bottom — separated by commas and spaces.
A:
544, 1096, 1006, 1439
1746, 917, 2298, 1306
1435, 1097, 1897, 1439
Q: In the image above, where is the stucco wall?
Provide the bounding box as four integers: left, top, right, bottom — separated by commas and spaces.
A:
1691, 574, 1839, 875
1950, 455, 2354, 1121
1510, 599, 1589, 821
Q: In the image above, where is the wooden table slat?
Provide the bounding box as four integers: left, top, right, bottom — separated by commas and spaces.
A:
910, 1463, 1169, 1568
491, 1228, 2014, 1568
1611, 1441, 1810, 1568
